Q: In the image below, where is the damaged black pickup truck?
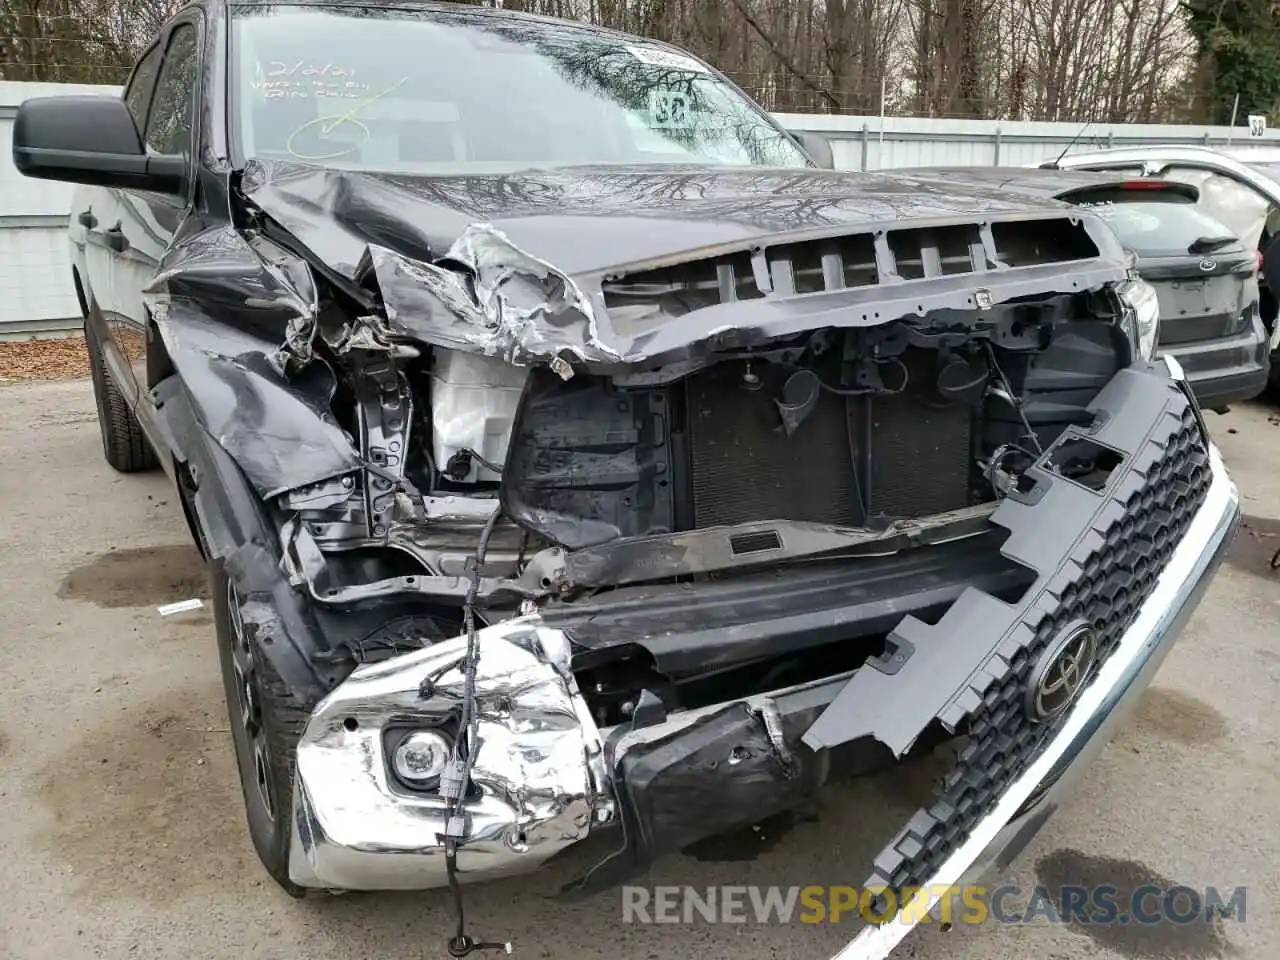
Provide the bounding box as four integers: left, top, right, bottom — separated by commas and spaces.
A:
14, 1, 1240, 957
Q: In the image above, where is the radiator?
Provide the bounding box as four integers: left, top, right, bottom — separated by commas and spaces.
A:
686, 364, 859, 528
858, 350, 974, 520
686, 351, 972, 528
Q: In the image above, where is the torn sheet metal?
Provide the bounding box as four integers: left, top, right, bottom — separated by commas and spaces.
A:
154, 312, 360, 498
142, 227, 361, 497
367, 224, 621, 365
290, 616, 609, 891
239, 158, 1134, 373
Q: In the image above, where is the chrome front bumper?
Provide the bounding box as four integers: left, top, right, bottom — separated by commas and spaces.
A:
288, 621, 612, 891
288, 363, 1239, 960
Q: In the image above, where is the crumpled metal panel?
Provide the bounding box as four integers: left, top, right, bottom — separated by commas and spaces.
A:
148, 160, 1134, 497
290, 616, 609, 890
239, 158, 1133, 373
143, 226, 361, 497
367, 226, 620, 365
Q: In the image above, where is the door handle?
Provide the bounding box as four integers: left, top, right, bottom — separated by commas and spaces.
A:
77, 210, 98, 229
104, 225, 130, 252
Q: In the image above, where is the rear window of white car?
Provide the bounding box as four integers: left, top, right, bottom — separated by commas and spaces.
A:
1074, 200, 1241, 258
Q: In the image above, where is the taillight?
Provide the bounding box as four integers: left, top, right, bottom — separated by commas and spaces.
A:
1257, 250, 1264, 272
1120, 180, 1168, 190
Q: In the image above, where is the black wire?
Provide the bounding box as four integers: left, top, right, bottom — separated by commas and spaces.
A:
985, 443, 1040, 499
458, 505, 501, 788
982, 342, 1043, 455
463, 448, 505, 476
816, 357, 910, 396
445, 845, 467, 944
442, 505, 504, 956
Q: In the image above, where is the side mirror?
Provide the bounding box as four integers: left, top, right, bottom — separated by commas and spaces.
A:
12, 95, 185, 194
789, 130, 835, 169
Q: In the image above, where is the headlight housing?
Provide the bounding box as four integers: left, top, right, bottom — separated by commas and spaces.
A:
1117, 278, 1160, 361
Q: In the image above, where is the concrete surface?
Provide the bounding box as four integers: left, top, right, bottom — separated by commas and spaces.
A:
0, 377, 1277, 960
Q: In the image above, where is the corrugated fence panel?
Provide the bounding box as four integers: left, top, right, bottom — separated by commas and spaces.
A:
1, 81, 121, 332
775, 113, 1280, 171
0, 226, 81, 327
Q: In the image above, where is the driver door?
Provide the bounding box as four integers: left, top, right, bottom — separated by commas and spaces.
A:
111, 18, 201, 406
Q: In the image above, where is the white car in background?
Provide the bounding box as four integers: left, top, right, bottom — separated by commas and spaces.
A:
1045, 145, 1280, 386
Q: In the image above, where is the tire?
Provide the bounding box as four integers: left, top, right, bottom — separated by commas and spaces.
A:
211, 561, 308, 897
85, 322, 158, 473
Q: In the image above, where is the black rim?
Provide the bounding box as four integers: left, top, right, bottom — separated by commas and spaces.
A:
227, 581, 276, 822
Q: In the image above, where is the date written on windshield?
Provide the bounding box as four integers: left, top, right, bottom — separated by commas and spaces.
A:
252, 61, 370, 99
250, 62, 368, 99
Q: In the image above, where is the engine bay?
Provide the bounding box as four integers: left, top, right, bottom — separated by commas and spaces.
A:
269, 285, 1133, 725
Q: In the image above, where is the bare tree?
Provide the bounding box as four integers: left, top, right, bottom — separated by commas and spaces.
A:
0, 0, 1202, 122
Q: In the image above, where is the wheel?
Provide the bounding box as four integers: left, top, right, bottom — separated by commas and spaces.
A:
211, 561, 308, 896
85, 322, 158, 473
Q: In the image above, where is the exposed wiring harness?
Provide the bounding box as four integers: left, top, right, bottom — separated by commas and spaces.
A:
440, 506, 512, 958
984, 443, 1040, 500
445, 448, 505, 482
982, 341, 1043, 456
463, 448, 506, 476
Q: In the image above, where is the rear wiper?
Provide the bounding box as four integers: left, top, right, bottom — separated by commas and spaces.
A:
1188, 235, 1237, 254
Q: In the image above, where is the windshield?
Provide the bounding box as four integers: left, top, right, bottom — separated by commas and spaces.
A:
1073, 200, 1242, 258
229, 5, 811, 173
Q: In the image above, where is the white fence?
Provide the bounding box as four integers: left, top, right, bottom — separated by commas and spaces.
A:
7, 78, 1280, 334
775, 112, 1280, 171
1, 81, 121, 336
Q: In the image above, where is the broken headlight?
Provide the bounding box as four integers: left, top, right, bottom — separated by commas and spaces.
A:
1118, 278, 1160, 361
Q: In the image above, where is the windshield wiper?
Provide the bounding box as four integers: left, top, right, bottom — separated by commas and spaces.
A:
1188, 235, 1237, 254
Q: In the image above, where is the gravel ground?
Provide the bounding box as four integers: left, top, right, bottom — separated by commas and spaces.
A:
0, 377, 1277, 960
0, 334, 89, 381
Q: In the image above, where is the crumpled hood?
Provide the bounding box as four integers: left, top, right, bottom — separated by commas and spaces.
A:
242, 158, 1074, 278
239, 157, 1126, 371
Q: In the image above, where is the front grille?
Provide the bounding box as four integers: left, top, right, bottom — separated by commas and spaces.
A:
867, 397, 1212, 896
601, 217, 1101, 321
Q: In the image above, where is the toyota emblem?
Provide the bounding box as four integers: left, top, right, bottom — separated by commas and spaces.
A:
1199, 258, 1217, 272
1026, 622, 1098, 723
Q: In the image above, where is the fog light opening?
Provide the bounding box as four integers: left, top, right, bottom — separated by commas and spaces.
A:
392, 729, 452, 786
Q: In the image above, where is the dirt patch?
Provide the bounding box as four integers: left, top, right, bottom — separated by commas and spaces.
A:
58, 545, 208, 609
1036, 848, 1239, 958
1224, 514, 1280, 580
1118, 686, 1229, 747
33, 685, 254, 903
0, 335, 89, 382
0, 729, 8, 758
